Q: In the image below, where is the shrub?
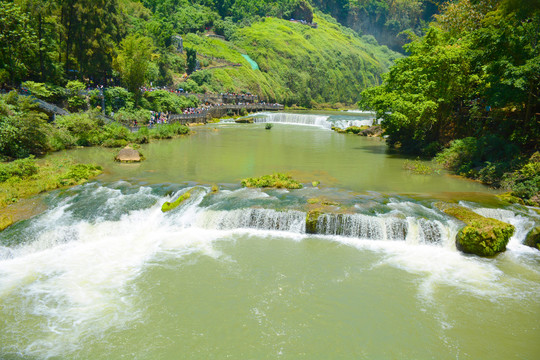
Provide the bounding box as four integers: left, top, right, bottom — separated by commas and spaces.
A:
66, 80, 87, 112
133, 126, 150, 144
113, 107, 151, 125
102, 138, 128, 148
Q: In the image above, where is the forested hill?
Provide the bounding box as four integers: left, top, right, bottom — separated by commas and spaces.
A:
0, 0, 402, 106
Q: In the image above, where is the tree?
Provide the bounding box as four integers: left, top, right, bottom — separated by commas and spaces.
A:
185, 47, 197, 74
114, 34, 154, 105
0, 1, 38, 86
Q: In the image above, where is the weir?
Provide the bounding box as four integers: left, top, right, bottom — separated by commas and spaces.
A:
195, 205, 451, 244
255, 112, 377, 129
254, 112, 332, 128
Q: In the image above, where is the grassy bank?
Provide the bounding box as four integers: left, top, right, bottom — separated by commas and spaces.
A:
0, 157, 102, 230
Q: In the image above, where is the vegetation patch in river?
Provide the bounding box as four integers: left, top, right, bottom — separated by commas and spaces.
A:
161, 191, 191, 212
241, 173, 303, 189
0, 157, 102, 211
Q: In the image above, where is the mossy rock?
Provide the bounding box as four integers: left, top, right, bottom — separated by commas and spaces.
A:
441, 204, 514, 257
524, 226, 540, 251
306, 210, 321, 234
496, 192, 525, 205
234, 118, 253, 124
161, 192, 191, 212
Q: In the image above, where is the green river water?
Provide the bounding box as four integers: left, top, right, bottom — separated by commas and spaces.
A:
1, 113, 539, 359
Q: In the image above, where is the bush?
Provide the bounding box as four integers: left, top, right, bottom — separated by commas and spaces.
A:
46, 126, 76, 151
113, 107, 151, 125
133, 126, 150, 144
105, 87, 134, 112
102, 138, 128, 148
66, 80, 87, 112
502, 152, 540, 206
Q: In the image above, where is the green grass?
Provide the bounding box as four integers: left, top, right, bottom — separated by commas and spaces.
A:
0, 158, 102, 209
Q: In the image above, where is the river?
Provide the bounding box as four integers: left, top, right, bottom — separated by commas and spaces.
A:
1, 112, 539, 359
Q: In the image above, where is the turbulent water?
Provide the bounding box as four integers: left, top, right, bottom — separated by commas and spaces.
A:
1, 116, 539, 359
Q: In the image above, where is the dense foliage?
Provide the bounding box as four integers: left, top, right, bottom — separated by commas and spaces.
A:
0, 92, 190, 160
361, 0, 540, 204
1, 0, 402, 107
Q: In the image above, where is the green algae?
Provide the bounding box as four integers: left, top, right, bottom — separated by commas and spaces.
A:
161, 192, 191, 212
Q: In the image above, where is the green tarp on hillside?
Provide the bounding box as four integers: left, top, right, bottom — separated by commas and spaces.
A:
241, 54, 259, 70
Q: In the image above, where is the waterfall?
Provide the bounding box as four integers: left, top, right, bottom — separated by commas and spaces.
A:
314, 213, 446, 243
199, 208, 306, 233
255, 112, 332, 129
196, 207, 452, 245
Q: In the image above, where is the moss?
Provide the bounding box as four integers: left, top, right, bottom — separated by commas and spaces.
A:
58, 164, 103, 186
211, 184, 219, 193
441, 204, 514, 256
306, 210, 321, 234
161, 192, 191, 212
0, 215, 14, 231
0, 159, 102, 209
234, 118, 254, 124
312, 181, 320, 187
496, 192, 525, 205
241, 173, 303, 189
524, 226, 540, 251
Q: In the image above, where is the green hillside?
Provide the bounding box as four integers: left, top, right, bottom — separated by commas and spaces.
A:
183, 14, 398, 105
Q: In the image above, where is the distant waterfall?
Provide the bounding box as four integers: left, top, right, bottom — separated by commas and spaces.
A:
255, 113, 332, 129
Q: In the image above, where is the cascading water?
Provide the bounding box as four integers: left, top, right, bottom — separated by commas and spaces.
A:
253, 112, 378, 130
1, 182, 539, 359
199, 208, 306, 233
255, 112, 332, 129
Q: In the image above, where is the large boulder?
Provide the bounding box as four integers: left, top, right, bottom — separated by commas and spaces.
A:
524, 226, 540, 251
440, 204, 514, 257
115, 146, 143, 162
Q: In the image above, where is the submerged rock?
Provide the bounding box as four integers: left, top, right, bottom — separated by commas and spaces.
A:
115, 146, 143, 162
439, 204, 514, 257
524, 226, 540, 251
